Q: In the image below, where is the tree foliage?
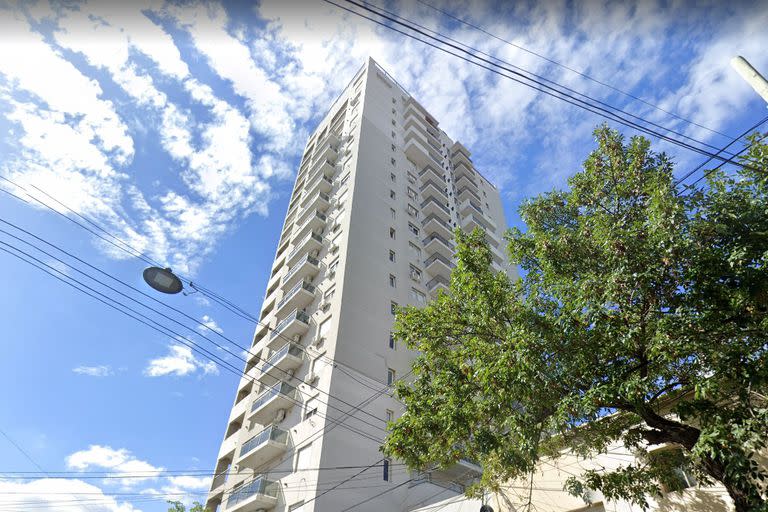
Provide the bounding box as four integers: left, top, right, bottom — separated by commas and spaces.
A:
383, 126, 768, 511
166, 500, 205, 512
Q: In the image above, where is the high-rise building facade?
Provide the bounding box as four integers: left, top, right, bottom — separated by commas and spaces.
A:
205, 57, 514, 512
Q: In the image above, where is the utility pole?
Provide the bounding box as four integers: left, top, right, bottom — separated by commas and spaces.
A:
731, 56, 768, 105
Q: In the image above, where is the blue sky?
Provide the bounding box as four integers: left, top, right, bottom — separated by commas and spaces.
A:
0, 0, 766, 510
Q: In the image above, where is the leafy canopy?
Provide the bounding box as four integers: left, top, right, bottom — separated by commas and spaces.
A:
383, 126, 768, 511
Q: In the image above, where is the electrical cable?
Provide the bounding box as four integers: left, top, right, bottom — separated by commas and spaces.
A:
355, 0, 734, 157
0, 242, 389, 448
675, 114, 768, 188
0, 179, 393, 395
326, 0, 758, 171
413, 0, 733, 140
340, 477, 415, 511
0, 218, 395, 434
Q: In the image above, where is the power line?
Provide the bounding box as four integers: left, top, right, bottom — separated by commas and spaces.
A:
0, 180, 393, 395
413, 0, 733, 140
355, 0, 734, 158
0, 218, 395, 435
340, 477, 414, 511
675, 114, 768, 189
327, 0, 758, 170
0, 241, 389, 448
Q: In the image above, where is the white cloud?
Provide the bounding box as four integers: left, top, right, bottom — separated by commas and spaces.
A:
198, 314, 223, 335
0, 478, 139, 512
66, 445, 165, 488
144, 344, 219, 377
72, 365, 113, 377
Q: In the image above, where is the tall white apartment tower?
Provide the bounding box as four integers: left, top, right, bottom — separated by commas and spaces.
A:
206, 58, 514, 512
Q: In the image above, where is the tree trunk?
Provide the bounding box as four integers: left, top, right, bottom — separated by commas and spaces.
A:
634, 406, 766, 511
699, 455, 766, 512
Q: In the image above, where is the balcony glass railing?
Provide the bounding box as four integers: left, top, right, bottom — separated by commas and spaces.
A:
264, 343, 303, 369
271, 309, 309, 339
240, 426, 288, 458
426, 275, 450, 290
423, 233, 453, 249
277, 281, 315, 311
226, 476, 278, 509
420, 196, 450, 215
422, 214, 452, 232
287, 232, 323, 262
424, 252, 454, 269
251, 382, 296, 414
283, 254, 319, 284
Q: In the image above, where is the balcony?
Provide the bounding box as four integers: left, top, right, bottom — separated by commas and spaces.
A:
451, 150, 473, 171
405, 130, 441, 169
461, 210, 495, 232
238, 426, 289, 469
418, 164, 444, 183
316, 143, 338, 163
459, 198, 483, 216
426, 274, 450, 298
305, 170, 333, 195
420, 196, 450, 219
420, 179, 447, 202
248, 381, 298, 425
259, 343, 303, 381
225, 475, 279, 512
422, 233, 454, 259
282, 254, 320, 289
456, 173, 478, 193
293, 210, 327, 241
309, 158, 336, 182
457, 185, 481, 204
286, 232, 323, 266
300, 190, 331, 212
424, 252, 454, 279
276, 281, 315, 318
269, 309, 309, 345
453, 159, 474, 181
422, 213, 453, 240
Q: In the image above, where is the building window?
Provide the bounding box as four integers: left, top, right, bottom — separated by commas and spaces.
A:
408, 222, 419, 236
304, 396, 319, 420
391, 144, 396, 152
408, 242, 421, 260
387, 368, 396, 385
390, 172, 396, 182
391, 130, 396, 138
390, 208, 396, 219
407, 204, 418, 218
386, 409, 394, 422
389, 274, 396, 288
410, 288, 427, 306
389, 228, 396, 239
407, 187, 417, 200
328, 259, 339, 276
383, 458, 391, 481
390, 190, 396, 200
391, 108, 396, 114
389, 250, 396, 262
391, 158, 396, 166
407, 172, 416, 184
649, 447, 698, 492
390, 301, 397, 314
391, 119, 396, 126
295, 443, 312, 472
409, 265, 421, 282
340, 172, 351, 186
389, 332, 396, 349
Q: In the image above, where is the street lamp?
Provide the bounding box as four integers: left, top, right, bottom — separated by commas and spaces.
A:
142, 267, 184, 294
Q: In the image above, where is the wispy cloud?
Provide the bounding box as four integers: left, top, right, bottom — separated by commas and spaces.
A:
144, 344, 218, 377
198, 314, 223, 335
0, 478, 139, 512
72, 365, 114, 377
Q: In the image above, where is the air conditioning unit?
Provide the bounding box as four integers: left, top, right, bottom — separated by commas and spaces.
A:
274, 408, 286, 423
410, 270, 421, 282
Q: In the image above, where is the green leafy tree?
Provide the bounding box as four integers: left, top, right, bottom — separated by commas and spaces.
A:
383, 126, 768, 511
166, 500, 206, 512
